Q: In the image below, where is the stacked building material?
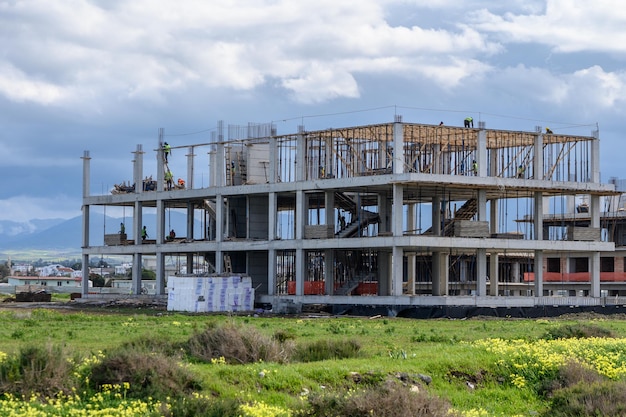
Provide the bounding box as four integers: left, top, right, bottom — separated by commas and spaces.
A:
167, 275, 254, 312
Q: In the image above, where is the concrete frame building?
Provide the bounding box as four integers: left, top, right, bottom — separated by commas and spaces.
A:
81, 117, 619, 314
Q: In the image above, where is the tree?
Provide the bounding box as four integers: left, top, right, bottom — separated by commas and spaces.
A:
0, 262, 10, 279
90, 273, 105, 287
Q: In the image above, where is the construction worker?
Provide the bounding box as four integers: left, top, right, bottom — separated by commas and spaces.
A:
517, 164, 525, 179
165, 170, 173, 190
464, 117, 474, 128
177, 178, 185, 188
163, 142, 171, 162
472, 160, 478, 176
141, 226, 148, 241
119, 222, 125, 235
545, 127, 553, 134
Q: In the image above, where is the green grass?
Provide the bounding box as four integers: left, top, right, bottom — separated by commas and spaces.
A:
0, 307, 626, 416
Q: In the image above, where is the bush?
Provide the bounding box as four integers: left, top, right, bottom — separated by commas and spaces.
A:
540, 360, 606, 396
161, 396, 241, 417
120, 334, 181, 357
542, 323, 613, 340
543, 380, 626, 417
0, 344, 78, 398
295, 379, 460, 417
89, 348, 200, 399
294, 339, 361, 362
185, 323, 293, 364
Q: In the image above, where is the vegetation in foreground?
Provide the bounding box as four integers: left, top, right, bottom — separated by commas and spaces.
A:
1, 307, 626, 416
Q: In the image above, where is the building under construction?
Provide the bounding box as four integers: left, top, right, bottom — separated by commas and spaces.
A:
80, 116, 623, 315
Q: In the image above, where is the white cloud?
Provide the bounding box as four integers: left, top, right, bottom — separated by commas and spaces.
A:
471, 0, 626, 54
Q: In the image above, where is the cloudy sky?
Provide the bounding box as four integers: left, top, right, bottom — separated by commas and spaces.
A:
1, 0, 625, 224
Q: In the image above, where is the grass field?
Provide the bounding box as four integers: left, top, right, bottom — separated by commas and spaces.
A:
1, 305, 626, 416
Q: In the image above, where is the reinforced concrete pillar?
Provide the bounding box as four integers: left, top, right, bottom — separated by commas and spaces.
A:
406, 252, 416, 295
534, 132, 543, 180
391, 246, 403, 296
392, 184, 403, 236
132, 253, 142, 295
268, 192, 277, 240
325, 249, 334, 295
590, 252, 601, 298
534, 192, 544, 240
186, 146, 194, 189
156, 253, 165, 295
478, 190, 487, 222
432, 251, 449, 296
591, 133, 600, 183
296, 190, 304, 240
512, 261, 520, 296
477, 129, 487, 177
489, 253, 499, 296
432, 195, 442, 236
81, 254, 90, 295
393, 120, 404, 174
534, 250, 544, 296
268, 249, 276, 295
295, 249, 305, 296
378, 251, 390, 295
477, 249, 487, 296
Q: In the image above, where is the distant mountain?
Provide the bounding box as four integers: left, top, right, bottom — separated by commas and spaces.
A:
0, 212, 200, 256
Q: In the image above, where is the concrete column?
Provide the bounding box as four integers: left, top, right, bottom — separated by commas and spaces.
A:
296, 190, 305, 240
433, 144, 440, 174
216, 145, 225, 187
591, 135, 600, 183
186, 146, 194, 189
534, 192, 544, 240
489, 253, 499, 296
157, 199, 165, 243
324, 249, 334, 295
186, 202, 194, 240
478, 190, 487, 222
81, 254, 90, 295
132, 253, 142, 295
133, 144, 144, 194
392, 184, 403, 236
477, 129, 487, 177
296, 128, 305, 181
490, 199, 498, 234
269, 137, 277, 183
477, 249, 487, 296
432, 251, 449, 296
216, 194, 223, 243
82, 151, 91, 197
534, 250, 544, 296
534, 133, 543, 180
134, 201, 143, 245
512, 261, 520, 296
590, 252, 601, 297
325, 191, 335, 230
391, 246, 403, 295
82, 205, 89, 250
295, 249, 304, 296
375, 192, 386, 233
268, 249, 276, 295
378, 251, 390, 295
590, 194, 600, 229
393, 121, 404, 174
156, 253, 165, 295
406, 252, 416, 295
433, 195, 442, 236
268, 192, 277, 240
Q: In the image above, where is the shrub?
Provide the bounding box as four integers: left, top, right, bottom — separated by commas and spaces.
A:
540, 359, 606, 396
120, 334, 181, 357
543, 380, 626, 417
542, 323, 613, 340
185, 323, 293, 364
294, 339, 361, 362
295, 379, 460, 417
161, 396, 241, 417
0, 344, 78, 398
89, 348, 200, 399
